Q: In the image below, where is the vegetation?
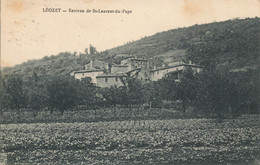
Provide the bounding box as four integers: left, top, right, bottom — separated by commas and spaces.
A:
0, 18, 259, 164
2, 18, 259, 77
1, 116, 259, 164
0, 68, 259, 123
0, 18, 259, 122
104, 18, 259, 70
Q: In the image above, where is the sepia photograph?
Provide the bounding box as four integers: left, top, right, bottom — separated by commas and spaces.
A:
0, 0, 260, 164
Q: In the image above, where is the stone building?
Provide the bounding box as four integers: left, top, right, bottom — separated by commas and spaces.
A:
111, 65, 129, 74
96, 73, 127, 88
150, 61, 203, 81
71, 55, 203, 88
72, 69, 104, 84
129, 58, 149, 70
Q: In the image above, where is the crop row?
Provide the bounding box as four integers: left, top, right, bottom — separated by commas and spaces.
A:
0, 115, 259, 164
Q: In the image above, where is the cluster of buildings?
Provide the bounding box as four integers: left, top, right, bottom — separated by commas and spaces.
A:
70, 55, 203, 88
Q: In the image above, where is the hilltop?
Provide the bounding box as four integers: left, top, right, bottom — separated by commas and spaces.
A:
2, 17, 259, 80
103, 17, 259, 71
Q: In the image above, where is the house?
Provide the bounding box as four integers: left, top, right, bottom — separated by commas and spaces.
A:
96, 73, 127, 88
115, 54, 131, 58
120, 57, 131, 65
71, 59, 109, 84
72, 69, 104, 84
129, 58, 149, 70
148, 57, 166, 70
150, 61, 203, 81
126, 67, 150, 82
111, 65, 130, 74
70, 54, 203, 88
137, 68, 151, 82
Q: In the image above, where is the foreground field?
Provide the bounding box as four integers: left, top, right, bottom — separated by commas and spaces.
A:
0, 115, 260, 164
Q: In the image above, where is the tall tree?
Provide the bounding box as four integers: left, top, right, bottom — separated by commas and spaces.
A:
190, 70, 240, 118
26, 72, 48, 116
125, 77, 144, 111
46, 76, 78, 115
102, 86, 122, 116
0, 75, 27, 118
76, 77, 95, 106
89, 44, 98, 55
84, 48, 89, 55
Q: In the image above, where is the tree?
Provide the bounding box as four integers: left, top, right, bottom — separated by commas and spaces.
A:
84, 48, 89, 55
125, 77, 144, 111
190, 70, 240, 119
76, 77, 95, 106
0, 75, 27, 119
102, 86, 122, 116
89, 44, 98, 55
26, 72, 48, 116
175, 68, 198, 113
46, 76, 78, 115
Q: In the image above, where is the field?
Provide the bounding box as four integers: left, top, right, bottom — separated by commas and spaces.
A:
0, 115, 260, 164
0, 108, 192, 124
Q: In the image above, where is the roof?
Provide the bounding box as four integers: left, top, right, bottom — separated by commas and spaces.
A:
91, 59, 106, 63
115, 54, 130, 58
112, 65, 129, 67
130, 58, 148, 61
96, 73, 127, 78
151, 63, 203, 72
74, 69, 104, 74
125, 68, 141, 74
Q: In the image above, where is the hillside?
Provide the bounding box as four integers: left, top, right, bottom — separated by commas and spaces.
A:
103, 17, 259, 71
2, 17, 260, 79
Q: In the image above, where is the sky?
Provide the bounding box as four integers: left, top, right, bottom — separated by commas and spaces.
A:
1, 0, 260, 67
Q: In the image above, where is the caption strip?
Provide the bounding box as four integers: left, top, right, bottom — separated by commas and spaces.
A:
43, 8, 133, 14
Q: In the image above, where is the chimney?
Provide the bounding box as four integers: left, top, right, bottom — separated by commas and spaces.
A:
90, 60, 93, 70
106, 63, 109, 70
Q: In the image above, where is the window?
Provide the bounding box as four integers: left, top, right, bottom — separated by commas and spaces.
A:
82, 73, 84, 76
115, 77, 118, 82
157, 71, 159, 75
105, 78, 108, 82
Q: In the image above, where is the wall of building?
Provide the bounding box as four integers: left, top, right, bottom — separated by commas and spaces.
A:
130, 60, 148, 70
120, 59, 129, 65
96, 76, 126, 88
136, 68, 150, 82
111, 66, 130, 74
150, 65, 184, 81
74, 71, 104, 84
